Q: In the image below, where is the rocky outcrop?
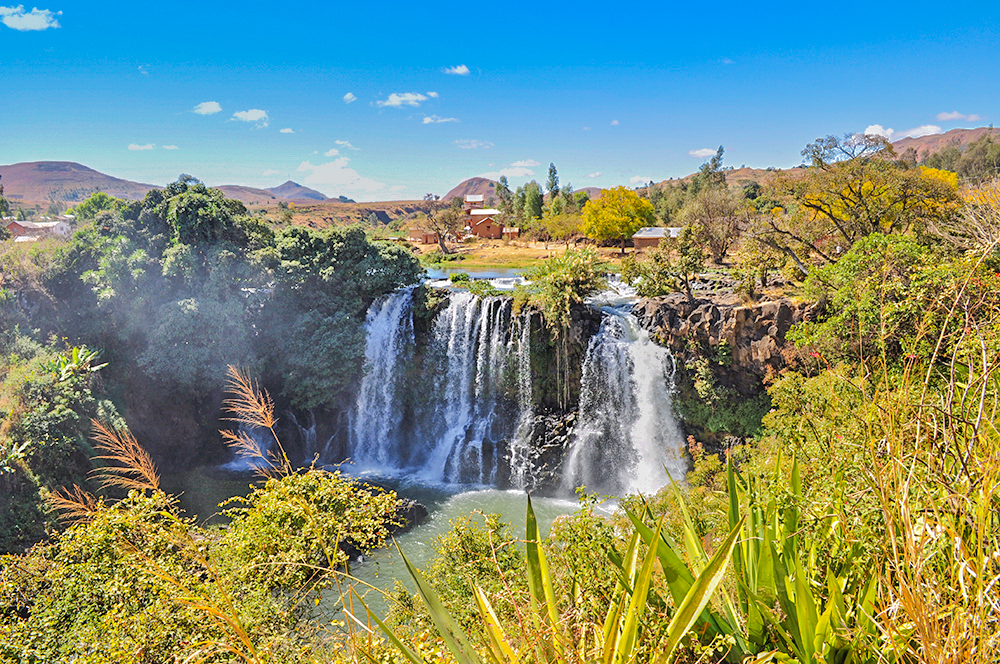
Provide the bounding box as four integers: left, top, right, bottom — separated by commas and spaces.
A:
507, 411, 577, 493
634, 294, 818, 394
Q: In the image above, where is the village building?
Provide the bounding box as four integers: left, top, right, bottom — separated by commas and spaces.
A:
469, 208, 504, 239
5, 219, 72, 240
631, 226, 682, 250
407, 228, 440, 245
502, 227, 520, 240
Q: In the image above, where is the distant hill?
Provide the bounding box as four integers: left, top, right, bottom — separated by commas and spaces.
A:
266, 181, 327, 201
444, 177, 498, 202
0, 161, 159, 203
214, 185, 279, 205
892, 127, 1000, 159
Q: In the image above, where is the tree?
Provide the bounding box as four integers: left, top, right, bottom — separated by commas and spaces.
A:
523, 180, 544, 221
70, 191, 123, 221
424, 195, 467, 254
689, 146, 727, 194
580, 185, 655, 254
547, 163, 560, 198
496, 175, 514, 225
0, 175, 10, 219
679, 187, 743, 263
620, 224, 706, 300
754, 134, 960, 275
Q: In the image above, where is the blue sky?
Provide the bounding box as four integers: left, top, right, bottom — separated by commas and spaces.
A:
2, 1, 998, 201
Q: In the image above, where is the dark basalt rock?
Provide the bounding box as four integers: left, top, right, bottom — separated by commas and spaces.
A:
633, 294, 818, 394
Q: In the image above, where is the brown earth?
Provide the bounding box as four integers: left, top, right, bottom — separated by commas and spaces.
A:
0, 161, 160, 204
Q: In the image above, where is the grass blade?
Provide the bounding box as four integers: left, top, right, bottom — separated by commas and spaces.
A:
659, 514, 746, 663
396, 541, 483, 664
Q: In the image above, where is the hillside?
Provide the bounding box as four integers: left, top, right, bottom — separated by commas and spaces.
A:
214, 185, 279, 205
892, 127, 999, 159
267, 181, 328, 201
444, 177, 498, 202
0, 161, 159, 203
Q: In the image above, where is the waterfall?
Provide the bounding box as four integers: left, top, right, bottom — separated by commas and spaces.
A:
348, 289, 532, 485
346, 283, 686, 495
348, 288, 416, 470
561, 309, 685, 495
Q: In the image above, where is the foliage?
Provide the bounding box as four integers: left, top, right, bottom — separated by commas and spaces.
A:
754, 134, 960, 274
580, 185, 655, 252
518, 247, 606, 334
365, 497, 744, 664
678, 186, 744, 263
67, 191, 123, 221
921, 132, 1000, 182
620, 225, 706, 300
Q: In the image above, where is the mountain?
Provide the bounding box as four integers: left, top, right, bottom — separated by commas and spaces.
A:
266, 181, 328, 201
892, 127, 1000, 159
444, 177, 498, 202
214, 185, 279, 205
0, 161, 159, 203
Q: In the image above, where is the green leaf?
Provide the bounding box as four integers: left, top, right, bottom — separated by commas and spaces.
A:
474, 584, 518, 664
351, 589, 429, 664
396, 540, 483, 664
660, 514, 746, 663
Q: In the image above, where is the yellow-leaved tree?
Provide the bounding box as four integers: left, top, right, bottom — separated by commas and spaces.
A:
580, 185, 655, 254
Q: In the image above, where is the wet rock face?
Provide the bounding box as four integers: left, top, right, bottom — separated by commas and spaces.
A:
634, 294, 818, 393
509, 411, 577, 493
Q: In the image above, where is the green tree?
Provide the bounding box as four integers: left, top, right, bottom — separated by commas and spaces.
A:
68, 191, 122, 221
546, 163, 560, 198
580, 185, 655, 253
755, 134, 960, 274
0, 175, 11, 219
679, 186, 743, 263
523, 180, 544, 222
621, 224, 706, 300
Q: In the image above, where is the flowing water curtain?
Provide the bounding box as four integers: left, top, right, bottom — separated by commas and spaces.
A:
349, 288, 417, 471
350, 289, 533, 485
562, 310, 685, 494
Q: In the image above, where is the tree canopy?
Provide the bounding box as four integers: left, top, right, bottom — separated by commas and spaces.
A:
580, 185, 655, 253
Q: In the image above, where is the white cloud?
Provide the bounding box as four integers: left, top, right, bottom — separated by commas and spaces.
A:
324, 148, 339, 157
232, 109, 269, 127
629, 176, 652, 185
721, 57, 735, 65
296, 158, 386, 199
376, 92, 428, 108
343, 92, 357, 104
128, 144, 155, 151
901, 124, 942, 139
610, 120, 619, 126
423, 115, 459, 124
479, 160, 540, 179
262, 169, 279, 177
390, 184, 408, 192
864, 124, 943, 140
193, 101, 222, 115
455, 139, 493, 149
138, 65, 149, 76
279, 128, 294, 133
0, 5, 61, 31
162, 145, 179, 150
587, 171, 602, 178
335, 139, 358, 150
936, 111, 982, 122
427, 91, 439, 98
864, 124, 893, 138
443, 64, 470, 75
689, 148, 717, 158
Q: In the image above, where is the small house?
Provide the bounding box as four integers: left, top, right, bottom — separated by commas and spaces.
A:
5, 219, 72, 239
407, 228, 439, 245
631, 226, 681, 250
469, 209, 503, 239
502, 227, 520, 240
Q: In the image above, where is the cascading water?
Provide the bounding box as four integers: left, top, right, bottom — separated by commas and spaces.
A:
348, 288, 533, 485
561, 307, 685, 495
346, 279, 685, 495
